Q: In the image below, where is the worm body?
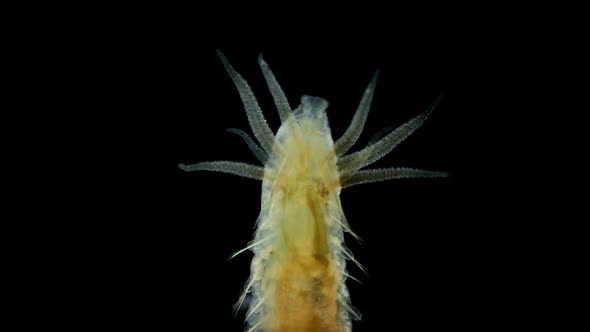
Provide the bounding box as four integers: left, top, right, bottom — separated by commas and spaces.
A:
179, 51, 447, 332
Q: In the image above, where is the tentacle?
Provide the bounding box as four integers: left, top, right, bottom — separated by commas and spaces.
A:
334, 70, 380, 156
338, 93, 444, 175
178, 161, 264, 180
217, 50, 275, 153
258, 53, 292, 122
226, 128, 268, 164
341, 167, 448, 188
366, 126, 394, 146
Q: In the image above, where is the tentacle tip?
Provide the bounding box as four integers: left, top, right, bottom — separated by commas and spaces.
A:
432, 92, 446, 106
418, 93, 446, 119
216, 50, 230, 66
429, 171, 449, 178
372, 69, 381, 81
257, 52, 266, 65
178, 163, 189, 172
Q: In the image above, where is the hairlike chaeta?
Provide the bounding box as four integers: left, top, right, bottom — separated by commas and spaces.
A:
179, 51, 447, 332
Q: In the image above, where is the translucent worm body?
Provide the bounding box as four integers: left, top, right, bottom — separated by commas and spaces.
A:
179, 51, 447, 332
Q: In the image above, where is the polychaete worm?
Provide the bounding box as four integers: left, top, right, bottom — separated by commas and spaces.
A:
179, 51, 447, 332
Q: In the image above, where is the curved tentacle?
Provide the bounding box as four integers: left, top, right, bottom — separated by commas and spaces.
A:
258, 53, 292, 122
341, 167, 448, 188
334, 70, 380, 156
178, 161, 264, 180
217, 50, 275, 153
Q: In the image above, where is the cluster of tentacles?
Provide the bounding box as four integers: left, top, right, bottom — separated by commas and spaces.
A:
178, 51, 447, 187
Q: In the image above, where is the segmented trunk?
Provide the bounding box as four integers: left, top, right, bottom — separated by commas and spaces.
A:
242, 101, 358, 332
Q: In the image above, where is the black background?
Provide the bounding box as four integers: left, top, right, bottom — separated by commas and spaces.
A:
1, 5, 589, 332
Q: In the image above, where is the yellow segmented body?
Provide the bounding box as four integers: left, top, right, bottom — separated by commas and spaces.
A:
246, 98, 356, 331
